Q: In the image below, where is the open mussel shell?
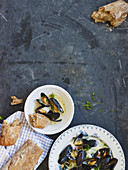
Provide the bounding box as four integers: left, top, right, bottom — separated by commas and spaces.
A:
94, 148, 111, 159
41, 93, 50, 106
36, 99, 46, 107
35, 106, 47, 114
50, 98, 64, 113
76, 150, 86, 166
47, 110, 61, 122
73, 133, 84, 146
58, 145, 73, 164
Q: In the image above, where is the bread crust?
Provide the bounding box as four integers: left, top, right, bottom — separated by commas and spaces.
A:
0, 119, 22, 146
11, 96, 23, 105
91, 0, 128, 27
29, 113, 50, 128
1, 139, 43, 170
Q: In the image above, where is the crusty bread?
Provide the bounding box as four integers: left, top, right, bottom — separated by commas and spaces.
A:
0, 119, 22, 146
91, 0, 128, 27
1, 139, 44, 170
11, 96, 23, 105
29, 113, 50, 128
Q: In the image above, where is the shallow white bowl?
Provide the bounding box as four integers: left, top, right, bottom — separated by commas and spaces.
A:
24, 85, 74, 134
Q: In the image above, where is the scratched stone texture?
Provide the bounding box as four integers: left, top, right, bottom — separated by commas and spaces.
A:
0, 0, 128, 169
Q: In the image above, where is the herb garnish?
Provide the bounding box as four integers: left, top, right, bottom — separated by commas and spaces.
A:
51, 105, 54, 110
84, 144, 90, 151
50, 93, 55, 98
94, 166, 101, 170
104, 143, 108, 147
0, 116, 3, 120
83, 101, 93, 110
92, 93, 95, 102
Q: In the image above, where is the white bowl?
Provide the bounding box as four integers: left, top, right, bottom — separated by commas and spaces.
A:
24, 85, 74, 134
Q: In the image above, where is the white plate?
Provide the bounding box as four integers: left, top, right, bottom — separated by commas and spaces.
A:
49, 124, 125, 170
24, 85, 74, 134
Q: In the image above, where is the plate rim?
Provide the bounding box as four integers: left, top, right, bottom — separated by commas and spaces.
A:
24, 84, 75, 135
48, 124, 125, 170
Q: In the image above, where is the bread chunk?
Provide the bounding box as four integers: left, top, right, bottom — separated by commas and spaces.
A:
91, 0, 128, 27
11, 96, 23, 105
0, 119, 22, 146
29, 113, 50, 128
1, 139, 43, 170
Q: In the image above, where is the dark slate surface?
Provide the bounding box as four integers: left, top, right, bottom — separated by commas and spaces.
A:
0, 0, 128, 169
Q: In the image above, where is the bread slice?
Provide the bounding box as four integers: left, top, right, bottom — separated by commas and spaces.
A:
91, 0, 128, 27
0, 119, 22, 146
1, 139, 43, 170
29, 113, 50, 128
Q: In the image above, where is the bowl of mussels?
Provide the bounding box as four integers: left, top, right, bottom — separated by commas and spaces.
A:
24, 85, 74, 134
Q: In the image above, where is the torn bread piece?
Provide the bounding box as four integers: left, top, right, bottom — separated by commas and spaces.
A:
11, 96, 23, 105
0, 119, 22, 146
1, 139, 43, 170
91, 0, 128, 27
29, 113, 50, 128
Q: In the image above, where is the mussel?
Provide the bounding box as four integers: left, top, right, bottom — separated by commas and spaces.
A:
73, 133, 84, 146
35, 106, 47, 114
50, 98, 64, 113
76, 150, 86, 166
40, 93, 50, 106
94, 148, 111, 159
58, 145, 73, 164
98, 155, 111, 169
83, 139, 97, 148
47, 110, 61, 122
39, 111, 62, 122
104, 158, 118, 169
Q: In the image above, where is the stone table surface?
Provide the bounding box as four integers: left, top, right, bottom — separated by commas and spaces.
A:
0, 0, 128, 169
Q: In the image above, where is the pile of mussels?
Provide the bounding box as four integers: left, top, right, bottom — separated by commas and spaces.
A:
58, 133, 118, 170
35, 93, 64, 122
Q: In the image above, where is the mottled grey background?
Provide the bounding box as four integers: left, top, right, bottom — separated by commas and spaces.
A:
0, 0, 128, 169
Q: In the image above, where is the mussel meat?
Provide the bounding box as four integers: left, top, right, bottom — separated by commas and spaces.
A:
58, 145, 73, 164
85, 158, 99, 168
35, 106, 47, 114
50, 98, 64, 113
41, 93, 50, 106
76, 150, 86, 166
